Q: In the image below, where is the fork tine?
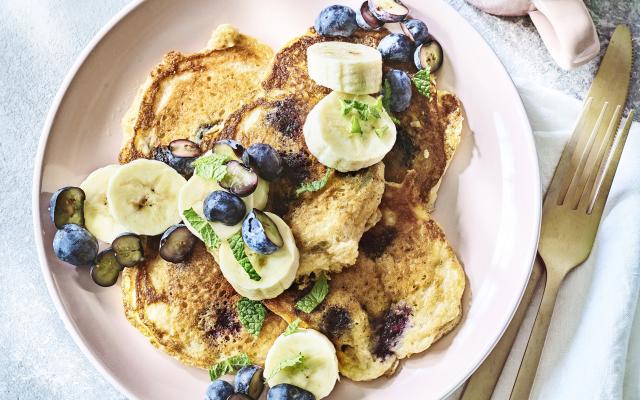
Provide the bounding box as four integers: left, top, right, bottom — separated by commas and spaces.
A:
558, 101, 609, 205
587, 110, 635, 215
544, 97, 594, 204
570, 104, 622, 209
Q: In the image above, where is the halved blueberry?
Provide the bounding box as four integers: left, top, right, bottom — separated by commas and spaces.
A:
234, 365, 264, 399
267, 384, 314, 400
205, 380, 234, 400
53, 224, 98, 267
90, 249, 123, 287
169, 139, 201, 157
152, 139, 200, 177
49, 187, 85, 229
228, 394, 253, 400
242, 209, 284, 255
401, 19, 429, 45
159, 224, 196, 263
414, 40, 443, 72
377, 33, 414, 63
384, 69, 412, 112
242, 143, 283, 181
367, 0, 409, 23
203, 190, 246, 226
314, 5, 358, 37
357, 1, 384, 30
111, 233, 144, 267
219, 161, 258, 197
212, 139, 245, 161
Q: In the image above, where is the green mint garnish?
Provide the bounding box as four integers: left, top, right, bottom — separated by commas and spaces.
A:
193, 153, 231, 182
267, 352, 306, 380
209, 353, 251, 380
295, 273, 329, 313
284, 318, 303, 336
183, 208, 220, 249
375, 125, 389, 138
340, 98, 382, 122
350, 115, 362, 135
382, 79, 401, 124
237, 298, 266, 337
228, 232, 261, 281
412, 66, 431, 99
296, 169, 333, 196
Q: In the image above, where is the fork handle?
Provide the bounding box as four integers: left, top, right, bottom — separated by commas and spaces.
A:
509, 269, 564, 400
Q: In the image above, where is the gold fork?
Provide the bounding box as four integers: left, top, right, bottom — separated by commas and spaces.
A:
508, 99, 635, 399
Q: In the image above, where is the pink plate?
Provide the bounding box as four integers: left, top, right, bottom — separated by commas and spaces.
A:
32, 0, 541, 399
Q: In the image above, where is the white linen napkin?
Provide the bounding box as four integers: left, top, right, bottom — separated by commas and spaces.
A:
458, 81, 640, 400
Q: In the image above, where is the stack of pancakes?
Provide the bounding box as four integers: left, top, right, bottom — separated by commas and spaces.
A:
120, 24, 465, 380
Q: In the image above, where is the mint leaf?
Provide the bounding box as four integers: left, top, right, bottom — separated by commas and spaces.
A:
412, 66, 431, 99
350, 115, 362, 135
237, 298, 266, 337
183, 208, 221, 249
295, 169, 333, 196
193, 153, 230, 182
209, 353, 251, 380
228, 232, 261, 281
382, 79, 401, 124
295, 273, 329, 313
375, 125, 389, 138
267, 352, 306, 380
284, 318, 302, 336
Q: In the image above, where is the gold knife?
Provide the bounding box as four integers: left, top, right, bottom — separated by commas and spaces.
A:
460, 24, 633, 400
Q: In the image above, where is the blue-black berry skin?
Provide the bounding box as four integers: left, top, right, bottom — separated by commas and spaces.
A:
314, 5, 358, 37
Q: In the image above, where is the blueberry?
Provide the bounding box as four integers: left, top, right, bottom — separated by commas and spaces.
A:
267, 383, 315, 400
111, 233, 145, 267
49, 187, 85, 229
90, 249, 123, 287
212, 139, 245, 161
314, 5, 357, 37
384, 69, 412, 112
356, 1, 384, 31
228, 395, 252, 400
401, 19, 429, 45
152, 139, 201, 177
242, 209, 284, 255
203, 190, 246, 226
377, 33, 414, 63
242, 143, 283, 181
414, 40, 443, 72
159, 224, 196, 263
368, 0, 409, 23
205, 380, 234, 400
53, 224, 98, 267
234, 365, 264, 399
219, 161, 259, 197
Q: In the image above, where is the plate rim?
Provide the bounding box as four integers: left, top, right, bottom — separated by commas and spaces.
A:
31, 1, 542, 399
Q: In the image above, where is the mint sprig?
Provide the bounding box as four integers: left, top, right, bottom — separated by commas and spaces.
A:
296, 169, 333, 196
209, 353, 251, 380
267, 352, 306, 380
228, 232, 261, 281
237, 298, 266, 337
193, 153, 230, 181
284, 318, 303, 336
183, 208, 221, 249
295, 273, 329, 313
412, 66, 431, 100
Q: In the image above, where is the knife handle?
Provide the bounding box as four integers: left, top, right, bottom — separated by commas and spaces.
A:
460, 258, 543, 400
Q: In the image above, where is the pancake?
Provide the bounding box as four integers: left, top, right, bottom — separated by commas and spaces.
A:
122, 241, 287, 368
208, 27, 462, 277
264, 171, 465, 381
119, 24, 273, 163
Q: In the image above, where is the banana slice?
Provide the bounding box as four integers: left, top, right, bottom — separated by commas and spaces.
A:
80, 165, 127, 243
307, 42, 382, 95
265, 329, 339, 399
177, 174, 268, 241
304, 91, 397, 172
107, 159, 187, 236
218, 213, 298, 300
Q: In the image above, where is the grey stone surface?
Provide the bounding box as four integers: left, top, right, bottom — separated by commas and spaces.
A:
0, 1, 637, 399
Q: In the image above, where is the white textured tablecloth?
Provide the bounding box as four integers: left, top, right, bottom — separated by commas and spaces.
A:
1, 0, 638, 399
